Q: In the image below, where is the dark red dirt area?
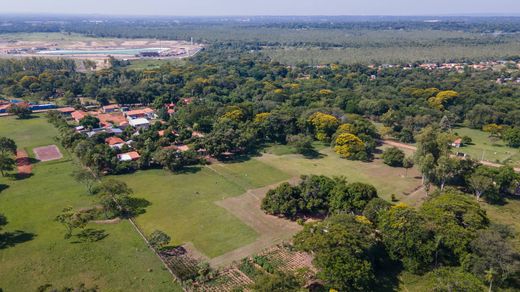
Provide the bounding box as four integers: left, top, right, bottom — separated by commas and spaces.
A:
16, 150, 32, 175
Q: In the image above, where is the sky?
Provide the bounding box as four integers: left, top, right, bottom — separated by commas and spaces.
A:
1, 0, 520, 16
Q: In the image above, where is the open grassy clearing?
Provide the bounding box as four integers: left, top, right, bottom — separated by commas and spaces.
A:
126, 59, 186, 70
454, 127, 520, 167
0, 32, 108, 42
263, 41, 520, 65
115, 159, 290, 259
257, 147, 424, 203
0, 116, 178, 291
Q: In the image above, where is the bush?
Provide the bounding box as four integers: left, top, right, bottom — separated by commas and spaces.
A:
382, 147, 405, 167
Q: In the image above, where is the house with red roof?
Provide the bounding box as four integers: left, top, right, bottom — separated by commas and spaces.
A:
71, 110, 87, 122
451, 138, 463, 148
125, 108, 156, 120
105, 137, 126, 149
117, 151, 140, 162
102, 104, 120, 113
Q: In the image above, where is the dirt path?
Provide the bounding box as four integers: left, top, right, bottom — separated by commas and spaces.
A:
382, 139, 520, 172
210, 177, 302, 267
16, 150, 31, 175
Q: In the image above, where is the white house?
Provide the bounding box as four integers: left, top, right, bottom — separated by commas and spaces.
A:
128, 118, 150, 130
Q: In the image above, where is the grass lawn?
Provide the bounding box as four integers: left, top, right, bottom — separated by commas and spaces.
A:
0, 115, 61, 157
454, 127, 520, 167
0, 116, 179, 291
481, 199, 520, 250
115, 159, 290, 259
257, 147, 423, 202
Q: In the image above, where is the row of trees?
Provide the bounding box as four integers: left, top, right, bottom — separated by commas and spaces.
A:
261, 175, 378, 219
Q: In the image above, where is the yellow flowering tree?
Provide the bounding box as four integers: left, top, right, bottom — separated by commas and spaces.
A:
334, 133, 365, 159
308, 112, 340, 142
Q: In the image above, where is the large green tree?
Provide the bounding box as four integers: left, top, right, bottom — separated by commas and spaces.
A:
294, 214, 377, 291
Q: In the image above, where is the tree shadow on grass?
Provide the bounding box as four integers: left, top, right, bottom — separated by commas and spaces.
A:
0, 184, 9, 193
175, 166, 203, 174
126, 197, 152, 217
71, 228, 108, 243
13, 173, 33, 180
0, 230, 36, 249
301, 149, 326, 160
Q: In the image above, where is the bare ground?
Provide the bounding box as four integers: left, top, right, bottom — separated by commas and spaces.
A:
210, 177, 302, 267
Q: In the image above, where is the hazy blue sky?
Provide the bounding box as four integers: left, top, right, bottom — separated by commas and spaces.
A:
2, 0, 520, 16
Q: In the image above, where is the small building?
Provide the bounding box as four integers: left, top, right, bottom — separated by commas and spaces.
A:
102, 104, 120, 113
451, 138, 462, 148
105, 137, 126, 149
97, 113, 129, 128
117, 151, 140, 162
128, 118, 150, 130
71, 110, 87, 122
125, 108, 156, 120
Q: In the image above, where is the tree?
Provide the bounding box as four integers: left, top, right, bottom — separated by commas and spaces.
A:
261, 183, 301, 218
0, 152, 15, 177
403, 156, 414, 177
0, 137, 17, 155
286, 134, 314, 155
148, 230, 171, 249
378, 203, 436, 273
434, 156, 458, 191
298, 175, 336, 215
468, 174, 495, 201
439, 115, 451, 132
153, 149, 199, 172
334, 133, 366, 160
502, 127, 520, 148
54, 207, 89, 239
8, 103, 32, 119
307, 112, 339, 142
362, 198, 391, 224
96, 179, 135, 217
329, 182, 378, 214
294, 215, 377, 291
426, 267, 484, 292
420, 192, 488, 264
465, 226, 520, 288
72, 169, 97, 195
79, 116, 100, 129
382, 147, 405, 167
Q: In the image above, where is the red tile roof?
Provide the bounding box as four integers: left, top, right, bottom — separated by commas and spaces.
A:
126, 108, 155, 117
105, 137, 125, 146
127, 151, 141, 160
71, 110, 87, 121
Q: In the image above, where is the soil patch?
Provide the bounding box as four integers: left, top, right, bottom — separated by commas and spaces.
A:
16, 150, 31, 175
210, 177, 302, 267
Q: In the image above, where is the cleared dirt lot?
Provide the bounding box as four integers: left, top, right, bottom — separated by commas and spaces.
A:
211, 177, 302, 267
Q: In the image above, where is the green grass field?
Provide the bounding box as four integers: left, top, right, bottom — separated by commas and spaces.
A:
454, 127, 520, 167
0, 115, 179, 291
257, 147, 423, 202
115, 159, 291, 259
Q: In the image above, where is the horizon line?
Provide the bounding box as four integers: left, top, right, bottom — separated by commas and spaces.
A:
2, 13, 520, 18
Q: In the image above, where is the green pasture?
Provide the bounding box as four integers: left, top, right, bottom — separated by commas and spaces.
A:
0, 116, 179, 291
454, 127, 520, 167
115, 159, 290, 259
